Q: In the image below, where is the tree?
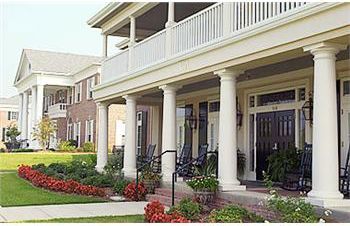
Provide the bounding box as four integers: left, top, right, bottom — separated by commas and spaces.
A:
32, 116, 57, 151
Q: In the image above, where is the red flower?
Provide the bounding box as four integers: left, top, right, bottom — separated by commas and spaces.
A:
144, 200, 165, 222
17, 165, 106, 197
123, 181, 147, 201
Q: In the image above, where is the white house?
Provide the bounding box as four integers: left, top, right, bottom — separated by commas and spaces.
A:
88, 2, 350, 207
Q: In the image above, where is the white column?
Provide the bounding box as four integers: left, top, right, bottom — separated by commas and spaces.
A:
96, 102, 108, 173
128, 16, 136, 70
30, 86, 37, 148
159, 85, 179, 181
304, 42, 346, 203
215, 69, 245, 191
165, 2, 176, 58
18, 93, 23, 139
36, 85, 44, 121
102, 34, 108, 57
22, 91, 29, 142
123, 95, 138, 177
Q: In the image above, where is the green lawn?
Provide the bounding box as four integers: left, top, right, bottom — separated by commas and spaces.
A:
0, 152, 94, 171
0, 172, 106, 207
22, 215, 144, 223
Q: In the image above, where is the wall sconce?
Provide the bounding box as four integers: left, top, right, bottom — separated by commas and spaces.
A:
302, 96, 313, 124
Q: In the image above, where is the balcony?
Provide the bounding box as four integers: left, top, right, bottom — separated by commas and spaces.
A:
47, 103, 67, 118
101, 2, 311, 83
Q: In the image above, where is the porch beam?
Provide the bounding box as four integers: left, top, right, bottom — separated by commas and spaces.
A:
304, 42, 347, 205
215, 69, 246, 191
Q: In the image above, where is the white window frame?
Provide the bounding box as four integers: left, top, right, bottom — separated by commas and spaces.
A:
75, 82, 82, 103
86, 77, 95, 100
67, 123, 73, 140
85, 120, 94, 143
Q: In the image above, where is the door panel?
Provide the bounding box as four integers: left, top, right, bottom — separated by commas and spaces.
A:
256, 110, 295, 180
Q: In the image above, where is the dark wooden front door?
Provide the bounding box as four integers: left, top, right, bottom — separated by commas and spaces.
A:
256, 110, 295, 180
198, 102, 208, 147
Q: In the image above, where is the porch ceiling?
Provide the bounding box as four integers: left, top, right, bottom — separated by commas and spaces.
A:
111, 2, 214, 39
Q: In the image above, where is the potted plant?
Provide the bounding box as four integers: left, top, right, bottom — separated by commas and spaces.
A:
186, 175, 218, 205
140, 166, 162, 194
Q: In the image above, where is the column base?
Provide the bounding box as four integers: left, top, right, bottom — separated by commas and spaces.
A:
95, 165, 105, 173
308, 190, 344, 200
306, 197, 350, 208
123, 168, 137, 179
162, 173, 175, 182
219, 183, 246, 191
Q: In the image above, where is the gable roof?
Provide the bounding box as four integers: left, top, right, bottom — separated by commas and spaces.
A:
0, 95, 18, 106
23, 49, 102, 74
14, 49, 102, 84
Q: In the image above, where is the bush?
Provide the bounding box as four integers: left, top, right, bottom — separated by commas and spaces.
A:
57, 140, 76, 152
267, 147, 301, 182
104, 154, 123, 178
80, 174, 114, 188
123, 181, 147, 201
186, 176, 219, 192
82, 142, 95, 152
11, 148, 34, 152
113, 179, 130, 195
144, 200, 165, 222
167, 198, 201, 221
208, 204, 264, 223
18, 165, 105, 197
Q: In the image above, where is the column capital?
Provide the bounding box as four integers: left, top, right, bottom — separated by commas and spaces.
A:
214, 69, 243, 79
159, 84, 182, 93
122, 95, 139, 102
97, 101, 109, 109
303, 42, 347, 57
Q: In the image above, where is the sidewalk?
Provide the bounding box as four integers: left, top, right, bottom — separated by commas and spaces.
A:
0, 202, 148, 222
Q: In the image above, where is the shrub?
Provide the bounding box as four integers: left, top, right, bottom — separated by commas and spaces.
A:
123, 181, 147, 201
113, 179, 130, 195
208, 204, 264, 223
11, 148, 34, 152
82, 142, 95, 152
18, 165, 105, 197
267, 147, 301, 182
80, 174, 114, 188
144, 200, 165, 222
58, 140, 76, 152
186, 175, 219, 192
104, 154, 123, 178
167, 198, 201, 221
68, 139, 78, 147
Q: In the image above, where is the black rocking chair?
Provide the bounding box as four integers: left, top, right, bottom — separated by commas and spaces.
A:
176, 144, 192, 176
137, 144, 156, 168
340, 143, 350, 197
281, 144, 312, 191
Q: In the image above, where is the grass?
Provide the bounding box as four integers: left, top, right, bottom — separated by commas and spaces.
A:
22, 215, 145, 223
0, 152, 94, 171
0, 172, 106, 207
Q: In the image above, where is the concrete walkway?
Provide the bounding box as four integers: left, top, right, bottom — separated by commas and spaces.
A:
0, 202, 148, 222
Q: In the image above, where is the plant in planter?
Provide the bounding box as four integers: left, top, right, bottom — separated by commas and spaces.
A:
140, 166, 161, 194
186, 175, 218, 206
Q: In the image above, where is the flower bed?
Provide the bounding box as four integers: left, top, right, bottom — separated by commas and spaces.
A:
144, 201, 190, 223
18, 165, 106, 197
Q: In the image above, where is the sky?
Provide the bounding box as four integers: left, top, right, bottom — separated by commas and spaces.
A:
0, 1, 122, 98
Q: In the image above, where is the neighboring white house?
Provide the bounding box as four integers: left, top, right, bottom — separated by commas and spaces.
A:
88, 2, 350, 207
0, 96, 19, 147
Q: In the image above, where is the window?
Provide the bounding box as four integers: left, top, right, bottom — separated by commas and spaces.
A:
74, 122, 81, 147
136, 112, 142, 156
58, 90, 65, 103
257, 90, 295, 106
209, 101, 220, 112
86, 77, 95, 100
344, 81, 350, 96
67, 123, 73, 140
7, 111, 18, 120
85, 120, 94, 142
75, 82, 82, 103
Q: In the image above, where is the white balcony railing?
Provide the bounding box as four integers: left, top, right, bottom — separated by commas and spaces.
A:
101, 2, 309, 83
47, 103, 67, 118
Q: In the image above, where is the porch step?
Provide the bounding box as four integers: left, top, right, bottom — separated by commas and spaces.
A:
146, 188, 193, 207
